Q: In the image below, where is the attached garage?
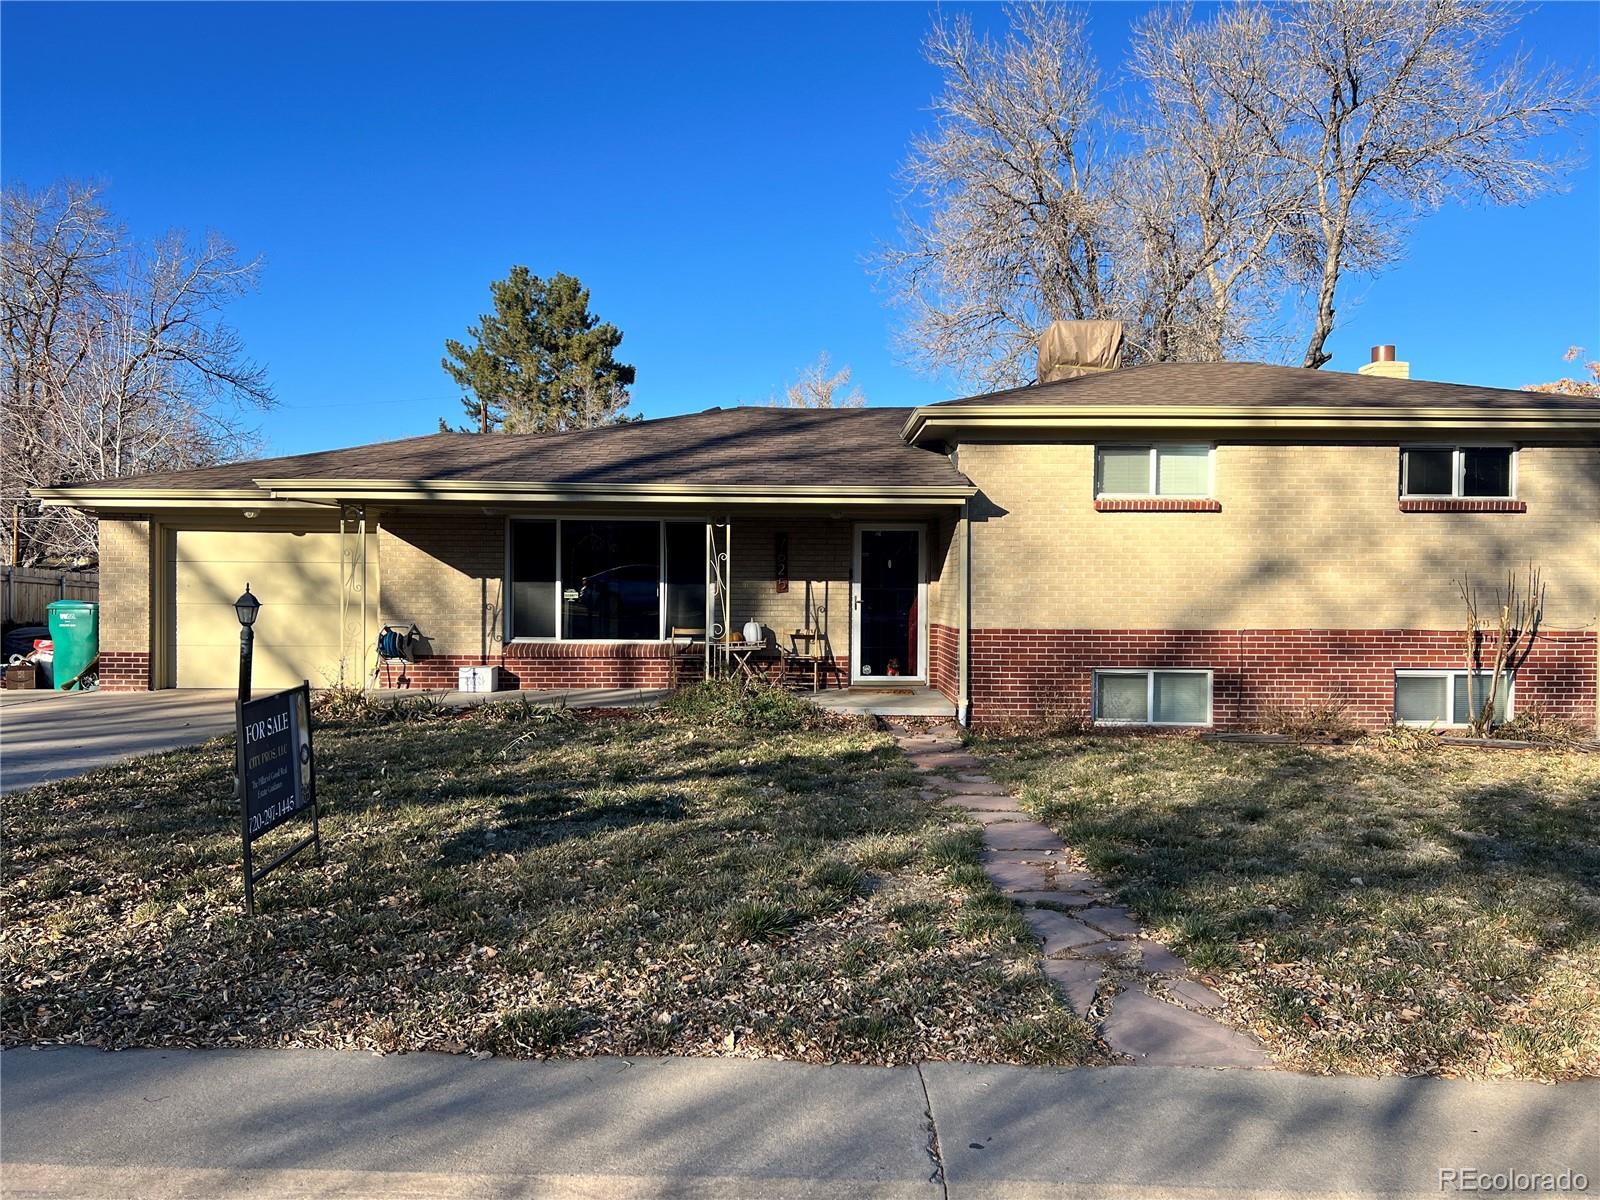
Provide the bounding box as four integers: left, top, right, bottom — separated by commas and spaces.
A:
172, 529, 350, 690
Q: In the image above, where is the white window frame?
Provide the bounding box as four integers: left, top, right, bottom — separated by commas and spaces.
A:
850, 522, 929, 684
1393, 669, 1515, 727
1399, 445, 1517, 500
1095, 444, 1215, 499
1092, 668, 1214, 726
504, 516, 707, 644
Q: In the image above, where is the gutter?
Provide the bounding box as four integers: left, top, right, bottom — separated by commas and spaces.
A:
253, 480, 978, 506
901, 403, 1600, 445
34, 480, 979, 512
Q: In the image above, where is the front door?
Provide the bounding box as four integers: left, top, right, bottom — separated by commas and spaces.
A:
852, 525, 925, 683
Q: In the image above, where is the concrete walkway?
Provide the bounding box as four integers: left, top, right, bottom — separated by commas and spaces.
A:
891, 722, 1268, 1069
3, 1047, 1595, 1199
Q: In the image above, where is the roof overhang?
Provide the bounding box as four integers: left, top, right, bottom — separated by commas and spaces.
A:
254, 479, 976, 506
902, 404, 1600, 445
32, 487, 316, 513
35, 479, 977, 512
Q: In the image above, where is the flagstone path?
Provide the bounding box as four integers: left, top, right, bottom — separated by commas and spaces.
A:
889, 721, 1269, 1070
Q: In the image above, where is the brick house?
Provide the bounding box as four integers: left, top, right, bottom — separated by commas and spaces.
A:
37, 352, 1600, 731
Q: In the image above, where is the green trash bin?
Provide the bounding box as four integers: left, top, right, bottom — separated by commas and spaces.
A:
47, 600, 99, 691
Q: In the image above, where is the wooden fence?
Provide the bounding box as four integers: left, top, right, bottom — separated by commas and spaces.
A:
2, 567, 99, 626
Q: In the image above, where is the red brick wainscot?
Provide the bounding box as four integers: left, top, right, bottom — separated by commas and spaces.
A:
967, 628, 1597, 729
379, 642, 676, 691
97, 651, 152, 691
929, 622, 959, 706
379, 641, 855, 692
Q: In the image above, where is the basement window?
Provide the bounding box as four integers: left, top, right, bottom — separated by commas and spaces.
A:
1093, 669, 1212, 726
1393, 670, 1512, 726
1095, 445, 1212, 498
1400, 447, 1514, 499
508, 519, 707, 641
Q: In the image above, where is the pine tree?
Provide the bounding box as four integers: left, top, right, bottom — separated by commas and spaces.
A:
442, 268, 635, 433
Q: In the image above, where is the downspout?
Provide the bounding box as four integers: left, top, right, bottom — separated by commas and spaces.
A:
338, 507, 348, 686
958, 500, 972, 728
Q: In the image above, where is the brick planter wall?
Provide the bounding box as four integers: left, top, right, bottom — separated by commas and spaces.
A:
97, 651, 151, 691
376, 643, 674, 691
967, 628, 1597, 729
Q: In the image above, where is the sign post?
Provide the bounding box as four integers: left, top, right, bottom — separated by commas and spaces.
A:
237, 681, 322, 916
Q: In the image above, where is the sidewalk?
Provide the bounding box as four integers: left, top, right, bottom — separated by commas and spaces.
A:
3, 1047, 1595, 1199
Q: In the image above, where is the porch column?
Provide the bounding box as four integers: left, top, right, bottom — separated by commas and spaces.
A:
708, 520, 732, 677
958, 500, 971, 726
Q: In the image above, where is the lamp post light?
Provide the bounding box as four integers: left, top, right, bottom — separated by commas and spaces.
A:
234, 583, 261, 703
232, 584, 261, 811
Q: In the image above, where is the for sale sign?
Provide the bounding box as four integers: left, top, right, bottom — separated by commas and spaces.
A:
237, 683, 321, 914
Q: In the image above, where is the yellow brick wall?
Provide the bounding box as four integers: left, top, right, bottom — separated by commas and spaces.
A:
928, 512, 961, 628
97, 517, 151, 652
960, 442, 1600, 630
730, 517, 853, 661
378, 511, 506, 659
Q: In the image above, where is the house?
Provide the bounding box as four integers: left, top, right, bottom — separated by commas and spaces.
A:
36, 340, 1600, 732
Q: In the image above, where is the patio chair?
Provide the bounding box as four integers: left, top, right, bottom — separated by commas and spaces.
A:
779, 628, 828, 692
669, 626, 706, 688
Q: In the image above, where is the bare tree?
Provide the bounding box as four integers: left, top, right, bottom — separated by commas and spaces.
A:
878, 4, 1118, 388
769, 353, 865, 409
1202, 0, 1593, 368
1, 181, 272, 565
879, 2, 1590, 384
1524, 346, 1600, 398
1456, 564, 1545, 737
1122, 3, 1307, 363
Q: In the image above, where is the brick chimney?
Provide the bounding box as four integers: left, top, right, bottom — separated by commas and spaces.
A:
1357, 344, 1410, 380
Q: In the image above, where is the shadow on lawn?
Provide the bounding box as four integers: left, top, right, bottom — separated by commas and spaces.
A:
436, 792, 691, 864
979, 735, 1600, 953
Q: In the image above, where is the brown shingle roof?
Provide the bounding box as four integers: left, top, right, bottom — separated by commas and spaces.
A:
932, 362, 1596, 411
82, 405, 968, 492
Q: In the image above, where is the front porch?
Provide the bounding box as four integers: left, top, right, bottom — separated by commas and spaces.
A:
372, 502, 970, 716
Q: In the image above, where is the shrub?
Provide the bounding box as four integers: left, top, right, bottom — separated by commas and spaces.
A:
663, 678, 816, 731
1483, 705, 1592, 746
477, 695, 574, 726
310, 686, 452, 727
1259, 703, 1362, 742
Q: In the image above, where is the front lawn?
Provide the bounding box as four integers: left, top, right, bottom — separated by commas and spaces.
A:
969, 731, 1600, 1080
1, 698, 1100, 1067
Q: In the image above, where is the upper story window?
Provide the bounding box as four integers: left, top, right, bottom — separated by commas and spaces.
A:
1095, 445, 1212, 498
1401, 446, 1514, 499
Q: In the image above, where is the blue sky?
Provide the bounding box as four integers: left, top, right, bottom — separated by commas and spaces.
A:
4, 1, 1597, 457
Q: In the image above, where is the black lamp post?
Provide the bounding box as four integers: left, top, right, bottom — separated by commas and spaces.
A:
232, 584, 260, 813
234, 583, 261, 704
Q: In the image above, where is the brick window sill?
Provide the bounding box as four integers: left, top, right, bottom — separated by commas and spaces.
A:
1094, 498, 1222, 513
1398, 499, 1526, 513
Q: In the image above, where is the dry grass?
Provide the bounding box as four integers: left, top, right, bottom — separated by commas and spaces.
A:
1, 703, 1101, 1067
969, 731, 1600, 1080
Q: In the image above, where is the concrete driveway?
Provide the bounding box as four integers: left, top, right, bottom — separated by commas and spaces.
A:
0, 688, 237, 793
0, 686, 671, 794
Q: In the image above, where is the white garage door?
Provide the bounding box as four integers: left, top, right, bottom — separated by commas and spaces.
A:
173, 530, 348, 690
